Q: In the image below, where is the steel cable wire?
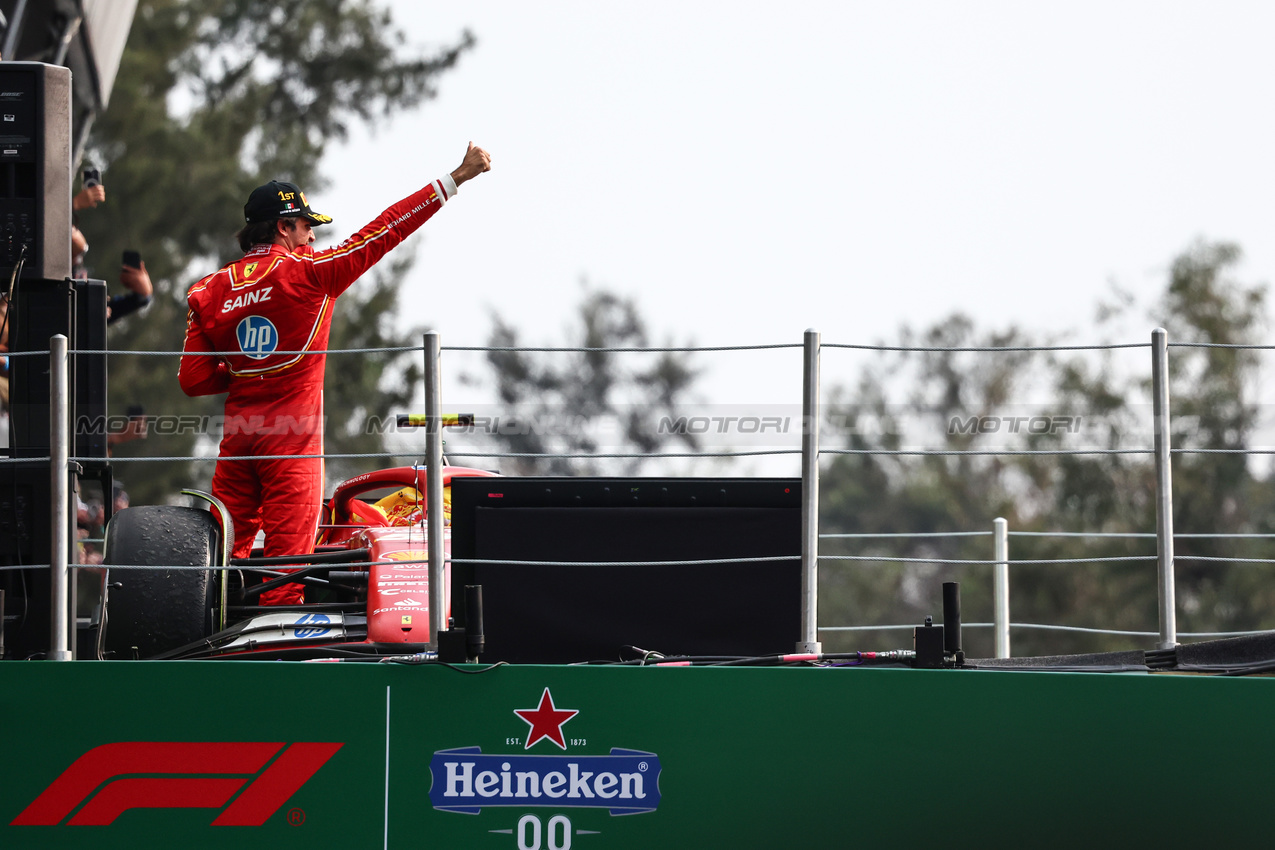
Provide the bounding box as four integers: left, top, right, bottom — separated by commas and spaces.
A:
819, 554, 1156, 565
823, 342, 1150, 353
816, 622, 1275, 638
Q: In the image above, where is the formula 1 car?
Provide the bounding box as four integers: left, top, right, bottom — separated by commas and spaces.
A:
99, 462, 498, 660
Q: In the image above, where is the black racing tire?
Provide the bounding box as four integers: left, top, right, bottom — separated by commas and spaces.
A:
103, 505, 221, 659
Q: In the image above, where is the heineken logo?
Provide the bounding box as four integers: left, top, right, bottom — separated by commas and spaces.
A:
514, 687, 579, 750
429, 749, 661, 815
428, 688, 663, 817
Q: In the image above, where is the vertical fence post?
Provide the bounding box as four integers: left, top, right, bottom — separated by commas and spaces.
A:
424, 331, 446, 651
993, 517, 1010, 658
49, 334, 71, 660
1151, 327, 1177, 649
798, 329, 822, 654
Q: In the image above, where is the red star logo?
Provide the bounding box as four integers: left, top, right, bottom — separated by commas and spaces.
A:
513, 688, 579, 750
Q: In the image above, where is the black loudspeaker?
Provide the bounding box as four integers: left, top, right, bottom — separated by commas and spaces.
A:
8, 278, 71, 457
0, 62, 72, 281
9, 278, 107, 462
0, 461, 52, 657
73, 279, 108, 463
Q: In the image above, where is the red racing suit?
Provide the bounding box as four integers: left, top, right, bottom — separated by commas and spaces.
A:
179, 176, 458, 604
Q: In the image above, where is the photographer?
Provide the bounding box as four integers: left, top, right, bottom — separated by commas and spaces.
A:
73, 174, 105, 212
71, 168, 153, 324
108, 252, 153, 324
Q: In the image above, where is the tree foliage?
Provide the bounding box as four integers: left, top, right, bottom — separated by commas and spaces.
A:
74, 5, 1275, 657
465, 286, 703, 476
79, 0, 471, 504
818, 240, 1273, 658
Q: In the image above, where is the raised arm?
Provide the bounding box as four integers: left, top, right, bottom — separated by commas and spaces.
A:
450, 141, 492, 186
309, 142, 493, 297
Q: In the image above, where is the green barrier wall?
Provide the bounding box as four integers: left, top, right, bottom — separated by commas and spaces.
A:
1, 662, 1270, 849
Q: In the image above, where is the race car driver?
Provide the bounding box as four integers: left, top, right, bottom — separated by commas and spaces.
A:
179, 142, 492, 605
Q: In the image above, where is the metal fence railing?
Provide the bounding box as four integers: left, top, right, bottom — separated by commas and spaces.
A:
816, 525, 1275, 657
24, 325, 1275, 660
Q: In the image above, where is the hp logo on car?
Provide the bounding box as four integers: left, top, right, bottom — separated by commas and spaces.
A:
236, 316, 279, 359
293, 613, 331, 639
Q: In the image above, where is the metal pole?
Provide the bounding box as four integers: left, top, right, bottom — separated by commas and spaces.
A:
1151, 328, 1177, 649
51, 14, 84, 67
424, 331, 446, 651
993, 517, 1010, 658
798, 329, 822, 654
49, 334, 71, 660
2, 0, 30, 62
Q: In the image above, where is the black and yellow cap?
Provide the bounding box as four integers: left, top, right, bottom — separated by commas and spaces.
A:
244, 180, 333, 225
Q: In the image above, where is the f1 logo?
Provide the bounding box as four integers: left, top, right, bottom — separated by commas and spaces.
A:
11, 741, 342, 826
236, 315, 278, 359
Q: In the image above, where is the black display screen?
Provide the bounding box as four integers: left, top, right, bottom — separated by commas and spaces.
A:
449, 478, 802, 663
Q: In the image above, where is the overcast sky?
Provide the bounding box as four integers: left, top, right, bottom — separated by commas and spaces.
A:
320, 1, 1275, 413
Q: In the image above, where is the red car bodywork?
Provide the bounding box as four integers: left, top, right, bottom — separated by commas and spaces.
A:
319, 465, 499, 644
